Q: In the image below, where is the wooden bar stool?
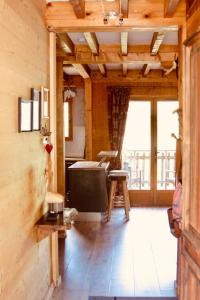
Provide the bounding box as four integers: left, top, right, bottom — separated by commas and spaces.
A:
108, 170, 130, 221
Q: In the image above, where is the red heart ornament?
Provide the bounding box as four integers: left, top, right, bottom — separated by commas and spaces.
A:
45, 143, 53, 154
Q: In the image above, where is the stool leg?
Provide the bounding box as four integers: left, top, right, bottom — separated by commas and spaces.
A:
108, 181, 117, 221
122, 180, 129, 220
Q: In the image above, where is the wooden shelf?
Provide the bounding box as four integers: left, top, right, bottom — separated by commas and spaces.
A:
35, 212, 71, 232
35, 212, 72, 288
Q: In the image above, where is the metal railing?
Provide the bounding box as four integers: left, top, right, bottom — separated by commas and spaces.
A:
122, 150, 176, 190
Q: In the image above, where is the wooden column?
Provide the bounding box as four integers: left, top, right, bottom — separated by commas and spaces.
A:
84, 78, 93, 160
49, 32, 57, 192
56, 59, 65, 194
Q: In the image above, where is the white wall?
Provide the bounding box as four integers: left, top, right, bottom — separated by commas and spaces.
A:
65, 88, 85, 158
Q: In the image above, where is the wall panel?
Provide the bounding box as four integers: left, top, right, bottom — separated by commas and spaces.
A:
0, 1, 51, 299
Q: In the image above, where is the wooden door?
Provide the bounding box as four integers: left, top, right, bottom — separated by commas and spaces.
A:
178, 15, 200, 299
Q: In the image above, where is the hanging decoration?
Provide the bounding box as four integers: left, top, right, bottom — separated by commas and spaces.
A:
45, 143, 53, 154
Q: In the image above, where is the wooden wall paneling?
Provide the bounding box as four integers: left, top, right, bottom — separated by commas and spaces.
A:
49, 31, 57, 192
56, 59, 65, 195
84, 78, 93, 160
0, 0, 52, 299
92, 82, 111, 160
176, 27, 186, 300
179, 8, 200, 299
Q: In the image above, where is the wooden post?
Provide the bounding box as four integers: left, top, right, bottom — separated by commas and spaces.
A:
49, 32, 57, 192
50, 231, 61, 287
84, 78, 93, 160
56, 59, 65, 195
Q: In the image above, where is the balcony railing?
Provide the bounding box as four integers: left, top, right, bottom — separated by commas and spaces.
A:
122, 150, 176, 190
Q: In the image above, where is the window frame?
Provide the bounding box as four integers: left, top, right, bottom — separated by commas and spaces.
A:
64, 98, 73, 141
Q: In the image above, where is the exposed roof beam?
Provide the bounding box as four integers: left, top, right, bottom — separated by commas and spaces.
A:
63, 51, 176, 65
122, 64, 128, 77
97, 64, 107, 77
164, 0, 181, 17
142, 64, 151, 77
69, 0, 85, 18
57, 33, 74, 54
73, 44, 178, 54
150, 32, 165, 55
121, 0, 129, 18
83, 32, 99, 55
72, 64, 90, 78
162, 60, 177, 76
46, 2, 185, 32
121, 32, 128, 55
90, 69, 177, 85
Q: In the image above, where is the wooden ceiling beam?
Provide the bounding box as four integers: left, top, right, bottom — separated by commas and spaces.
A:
121, 0, 129, 18
73, 44, 178, 54
121, 32, 128, 55
90, 69, 178, 86
46, 2, 185, 32
57, 33, 74, 54
63, 51, 176, 65
150, 32, 165, 55
164, 0, 181, 17
142, 64, 151, 77
69, 0, 85, 19
161, 60, 177, 76
83, 32, 99, 55
97, 64, 107, 77
72, 64, 90, 78
122, 64, 128, 77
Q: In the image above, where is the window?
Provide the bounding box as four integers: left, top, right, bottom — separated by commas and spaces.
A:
64, 99, 73, 141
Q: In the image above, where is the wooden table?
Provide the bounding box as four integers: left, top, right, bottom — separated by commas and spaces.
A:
35, 212, 71, 287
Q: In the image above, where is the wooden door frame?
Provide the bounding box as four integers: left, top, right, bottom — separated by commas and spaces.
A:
128, 97, 178, 207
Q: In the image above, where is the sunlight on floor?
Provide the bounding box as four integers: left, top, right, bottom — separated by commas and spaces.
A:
52, 208, 177, 300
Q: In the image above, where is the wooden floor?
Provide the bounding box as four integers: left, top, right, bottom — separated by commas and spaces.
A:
52, 208, 177, 300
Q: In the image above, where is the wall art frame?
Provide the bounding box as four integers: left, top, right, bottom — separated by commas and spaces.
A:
18, 98, 33, 132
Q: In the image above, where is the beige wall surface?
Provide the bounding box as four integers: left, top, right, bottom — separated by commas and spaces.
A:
0, 1, 51, 299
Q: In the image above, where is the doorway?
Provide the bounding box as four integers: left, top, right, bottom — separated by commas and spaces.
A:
122, 99, 179, 206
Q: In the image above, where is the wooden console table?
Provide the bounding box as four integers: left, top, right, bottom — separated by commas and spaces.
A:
35, 212, 71, 287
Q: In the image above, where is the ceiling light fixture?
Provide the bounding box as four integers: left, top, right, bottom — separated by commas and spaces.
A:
100, 0, 123, 25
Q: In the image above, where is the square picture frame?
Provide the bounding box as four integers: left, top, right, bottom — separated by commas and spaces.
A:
31, 88, 41, 131
18, 98, 32, 132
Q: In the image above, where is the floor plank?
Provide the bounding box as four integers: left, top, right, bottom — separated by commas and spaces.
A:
52, 208, 177, 300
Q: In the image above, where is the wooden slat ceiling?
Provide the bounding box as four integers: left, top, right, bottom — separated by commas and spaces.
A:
48, 0, 184, 78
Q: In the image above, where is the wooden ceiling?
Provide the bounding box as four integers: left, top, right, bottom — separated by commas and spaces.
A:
46, 0, 185, 79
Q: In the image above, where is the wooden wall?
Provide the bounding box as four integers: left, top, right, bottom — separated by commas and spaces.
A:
92, 82, 111, 160
0, 1, 51, 299
91, 73, 178, 160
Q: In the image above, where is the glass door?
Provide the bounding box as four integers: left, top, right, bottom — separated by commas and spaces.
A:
122, 99, 179, 206
122, 100, 153, 206
155, 101, 179, 205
